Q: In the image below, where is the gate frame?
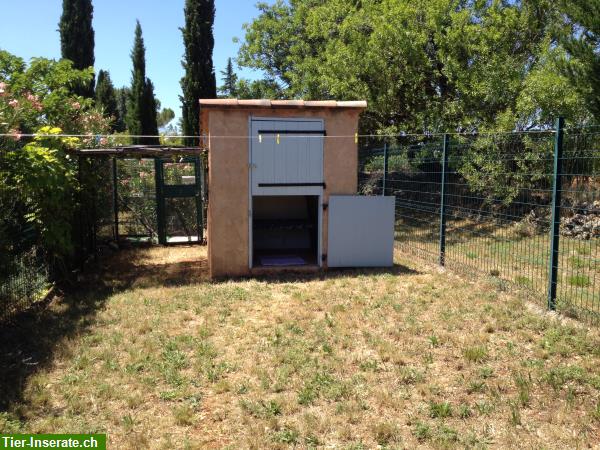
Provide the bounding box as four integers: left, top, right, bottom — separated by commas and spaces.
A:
155, 156, 204, 245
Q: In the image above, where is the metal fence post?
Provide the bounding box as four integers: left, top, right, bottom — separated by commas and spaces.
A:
439, 134, 450, 266
155, 158, 166, 245
547, 117, 565, 311
112, 157, 119, 243
382, 142, 389, 196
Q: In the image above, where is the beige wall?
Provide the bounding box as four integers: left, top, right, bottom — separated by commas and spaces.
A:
205, 107, 362, 278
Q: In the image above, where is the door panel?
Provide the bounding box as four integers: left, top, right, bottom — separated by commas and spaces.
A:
156, 157, 203, 245
250, 118, 324, 195
328, 196, 395, 267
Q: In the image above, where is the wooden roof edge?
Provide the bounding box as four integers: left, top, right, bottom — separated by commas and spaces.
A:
68, 146, 206, 157
198, 99, 367, 109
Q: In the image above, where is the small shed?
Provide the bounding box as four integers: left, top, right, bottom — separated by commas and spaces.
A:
200, 99, 395, 278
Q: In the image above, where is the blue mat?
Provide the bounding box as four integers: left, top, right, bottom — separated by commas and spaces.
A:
260, 255, 307, 266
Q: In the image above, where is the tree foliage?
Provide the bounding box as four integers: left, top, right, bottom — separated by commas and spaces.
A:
180, 0, 217, 145
58, 0, 95, 98
559, 0, 600, 121
126, 21, 159, 145
157, 107, 175, 128
0, 50, 111, 265
239, 0, 593, 133
219, 57, 238, 98
95, 69, 120, 130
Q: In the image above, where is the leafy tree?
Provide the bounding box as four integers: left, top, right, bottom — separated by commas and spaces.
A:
0, 50, 111, 264
559, 0, 600, 121
58, 0, 95, 98
126, 21, 159, 145
219, 57, 238, 97
95, 69, 119, 130
236, 77, 283, 99
238, 0, 589, 133
157, 107, 175, 128
180, 0, 217, 145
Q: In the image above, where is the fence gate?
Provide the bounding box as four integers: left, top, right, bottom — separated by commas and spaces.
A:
155, 157, 203, 244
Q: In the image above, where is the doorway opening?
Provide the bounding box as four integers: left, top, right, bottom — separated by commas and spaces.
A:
252, 196, 319, 267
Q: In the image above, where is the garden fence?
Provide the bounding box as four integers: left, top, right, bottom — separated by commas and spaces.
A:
359, 119, 600, 324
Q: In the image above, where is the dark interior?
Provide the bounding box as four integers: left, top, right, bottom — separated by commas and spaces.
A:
252, 195, 319, 267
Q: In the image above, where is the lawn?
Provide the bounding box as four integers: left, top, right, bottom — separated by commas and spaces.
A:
1, 246, 600, 449
397, 215, 600, 321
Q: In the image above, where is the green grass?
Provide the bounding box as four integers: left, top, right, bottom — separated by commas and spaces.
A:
397, 217, 600, 320
2, 246, 600, 448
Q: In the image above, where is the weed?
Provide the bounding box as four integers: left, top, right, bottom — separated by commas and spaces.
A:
122, 414, 135, 432
173, 404, 195, 426
544, 365, 586, 390
413, 421, 432, 441
509, 400, 521, 426
568, 275, 591, 287
515, 276, 532, 287
592, 402, 600, 421
372, 421, 401, 445
458, 403, 472, 419
513, 371, 532, 407
429, 335, 440, 347
397, 366, 424, 385
475, 401, 495, 415
359, 359, 379, 372
273, 426, 300, 444
479, 367, 494, 378
429, 401, 452, 418
239, 399, 282, 418
463, 345, 488, 363
435, 425, 459, 444
468, 380, 486, 393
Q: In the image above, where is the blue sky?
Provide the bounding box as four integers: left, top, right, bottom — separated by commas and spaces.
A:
0, 0, 273, 121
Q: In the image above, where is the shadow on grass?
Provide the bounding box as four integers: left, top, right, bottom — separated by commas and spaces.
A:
0, 246, 208, 412
0, 245, 417, 412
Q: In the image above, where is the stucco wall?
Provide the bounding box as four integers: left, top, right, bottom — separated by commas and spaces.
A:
205, 107, 362, 278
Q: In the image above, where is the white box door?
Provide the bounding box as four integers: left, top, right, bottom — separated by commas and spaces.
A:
328, 196, 395, 267
250, 118, 324, 196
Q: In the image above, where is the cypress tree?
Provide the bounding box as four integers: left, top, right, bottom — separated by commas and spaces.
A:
126, 21, 159, 145
180, 0, 217, 146
115, 87, 130, 133
59, 0, 95, 97
95, 70, 119, 130
219, 57, 239, 98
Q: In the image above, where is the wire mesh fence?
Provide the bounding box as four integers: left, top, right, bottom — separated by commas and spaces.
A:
359, 123, 600, 324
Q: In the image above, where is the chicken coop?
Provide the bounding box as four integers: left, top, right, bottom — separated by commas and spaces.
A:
200, 99, 395, 278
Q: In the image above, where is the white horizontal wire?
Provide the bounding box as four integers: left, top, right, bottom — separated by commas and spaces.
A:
0, 129, 558, 139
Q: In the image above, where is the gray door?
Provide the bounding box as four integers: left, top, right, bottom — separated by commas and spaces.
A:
250, 118, 324, 196
328, 196, 395, 267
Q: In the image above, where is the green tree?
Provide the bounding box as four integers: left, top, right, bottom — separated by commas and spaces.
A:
236, 77, 283, 99
180, 0, 217, 145
238, 0, 585, 133
115, 87, 129, 132
58, 0, 95, 98
157, 107, 175, 128
95, 69, 119, 130
0, 50, 111, 263
559, 0, 600, 121
219, 57, 238, 97
126, 21, 159, 145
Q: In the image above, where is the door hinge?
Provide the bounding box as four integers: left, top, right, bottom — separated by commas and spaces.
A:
322, 203, 328, 210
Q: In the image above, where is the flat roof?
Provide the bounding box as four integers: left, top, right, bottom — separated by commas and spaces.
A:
198, 99, 367, 109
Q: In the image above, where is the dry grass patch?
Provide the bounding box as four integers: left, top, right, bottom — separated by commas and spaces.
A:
1, 246, 600, 448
